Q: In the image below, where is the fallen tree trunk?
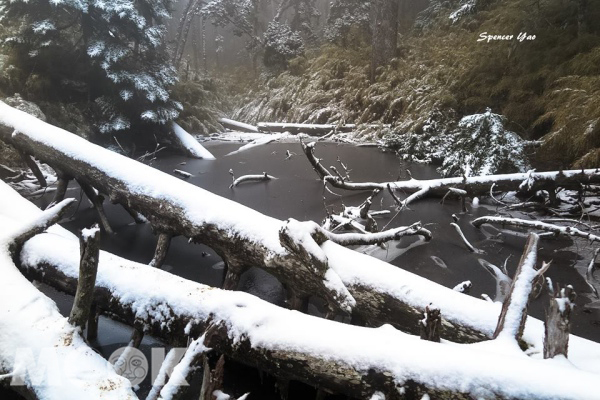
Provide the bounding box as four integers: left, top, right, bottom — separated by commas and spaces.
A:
218, 118, 258, 133
16, 224, 600, 400
258, 122, 355, 135
302, 141, 600, 205
0, 192, 136, 400
0, 101, 357, 317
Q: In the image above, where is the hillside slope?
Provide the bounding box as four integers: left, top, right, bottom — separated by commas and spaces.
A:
232, 0, 600, 171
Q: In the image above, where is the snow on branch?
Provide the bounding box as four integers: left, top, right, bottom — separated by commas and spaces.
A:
450, 222, 482, 253
323, 222, 432, 246
230, 172, 277, 188
16, 219, 600, 399
472, 216, 600, 243
4, 101, 600, 371
493, 234, 551, 342
158, 334, 210, 400
301, 140, 600, 204
8, 198, 75, 255
171, 122, 216, 160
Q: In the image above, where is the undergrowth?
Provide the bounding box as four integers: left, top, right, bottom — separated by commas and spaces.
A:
228, 0, 600, 171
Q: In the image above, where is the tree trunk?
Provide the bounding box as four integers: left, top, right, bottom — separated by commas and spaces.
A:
173, 0, 196, 65
578, 0, 588, 36
370, 0, 399, 81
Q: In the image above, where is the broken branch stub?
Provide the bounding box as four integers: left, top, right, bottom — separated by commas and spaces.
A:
68, 224, 100, 330
420, 304, 441, 342
544, 282, 577, 359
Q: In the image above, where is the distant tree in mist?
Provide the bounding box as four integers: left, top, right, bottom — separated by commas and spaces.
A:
276, 0, 321, 43
324, 0, 371, 47
0, 0, 181, 135
263, 21, 305, 71
198, 0, 312, 72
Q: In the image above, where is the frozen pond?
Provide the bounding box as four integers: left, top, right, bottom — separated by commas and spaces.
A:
26, 140, 600, 399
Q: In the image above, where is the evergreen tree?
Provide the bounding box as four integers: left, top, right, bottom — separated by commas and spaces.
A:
263, 21, 304, 72
324, 0, 371, 47
0, 0, 180, 136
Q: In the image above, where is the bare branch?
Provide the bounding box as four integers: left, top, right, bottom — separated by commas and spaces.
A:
230, 172, 276, 188
473, 216, 600, 243
324, 222, 432, 246
9, 198, 75, 254
450, 223, 483, 253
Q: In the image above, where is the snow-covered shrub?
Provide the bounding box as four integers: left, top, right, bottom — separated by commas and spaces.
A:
387, 109, 529, 177
384, 109, 456, 165
439, 109, 530, 177
263, 22, 305, 72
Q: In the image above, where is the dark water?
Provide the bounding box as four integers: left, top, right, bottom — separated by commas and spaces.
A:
24, 140, 600, 399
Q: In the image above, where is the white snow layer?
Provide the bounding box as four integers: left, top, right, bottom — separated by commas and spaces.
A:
0, 183, 135, 399
172, 122, 215, 160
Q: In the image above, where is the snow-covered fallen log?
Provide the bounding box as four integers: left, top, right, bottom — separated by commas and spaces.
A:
0, 191, 136, 400
257, 122, 355, 135
12, 211, 600, 399
2, 100, 600, 361
218, 118, 259, 133
225, 134, 285, 156
171, 122, 215, 160
0, 101, 356, 317
302, 141, 600, 205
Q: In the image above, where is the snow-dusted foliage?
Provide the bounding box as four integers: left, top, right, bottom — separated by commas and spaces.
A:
324, 0, 370, 45
385, 109, 456, 165
263, 22, 304, 71
449, 0, 477, 23
0, 0, 180, 135
200, 0, 256, 39
441, 110, 530, 177
389, 109, 529, 177
415, 0, 489, 30
284, 0, 321, 43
